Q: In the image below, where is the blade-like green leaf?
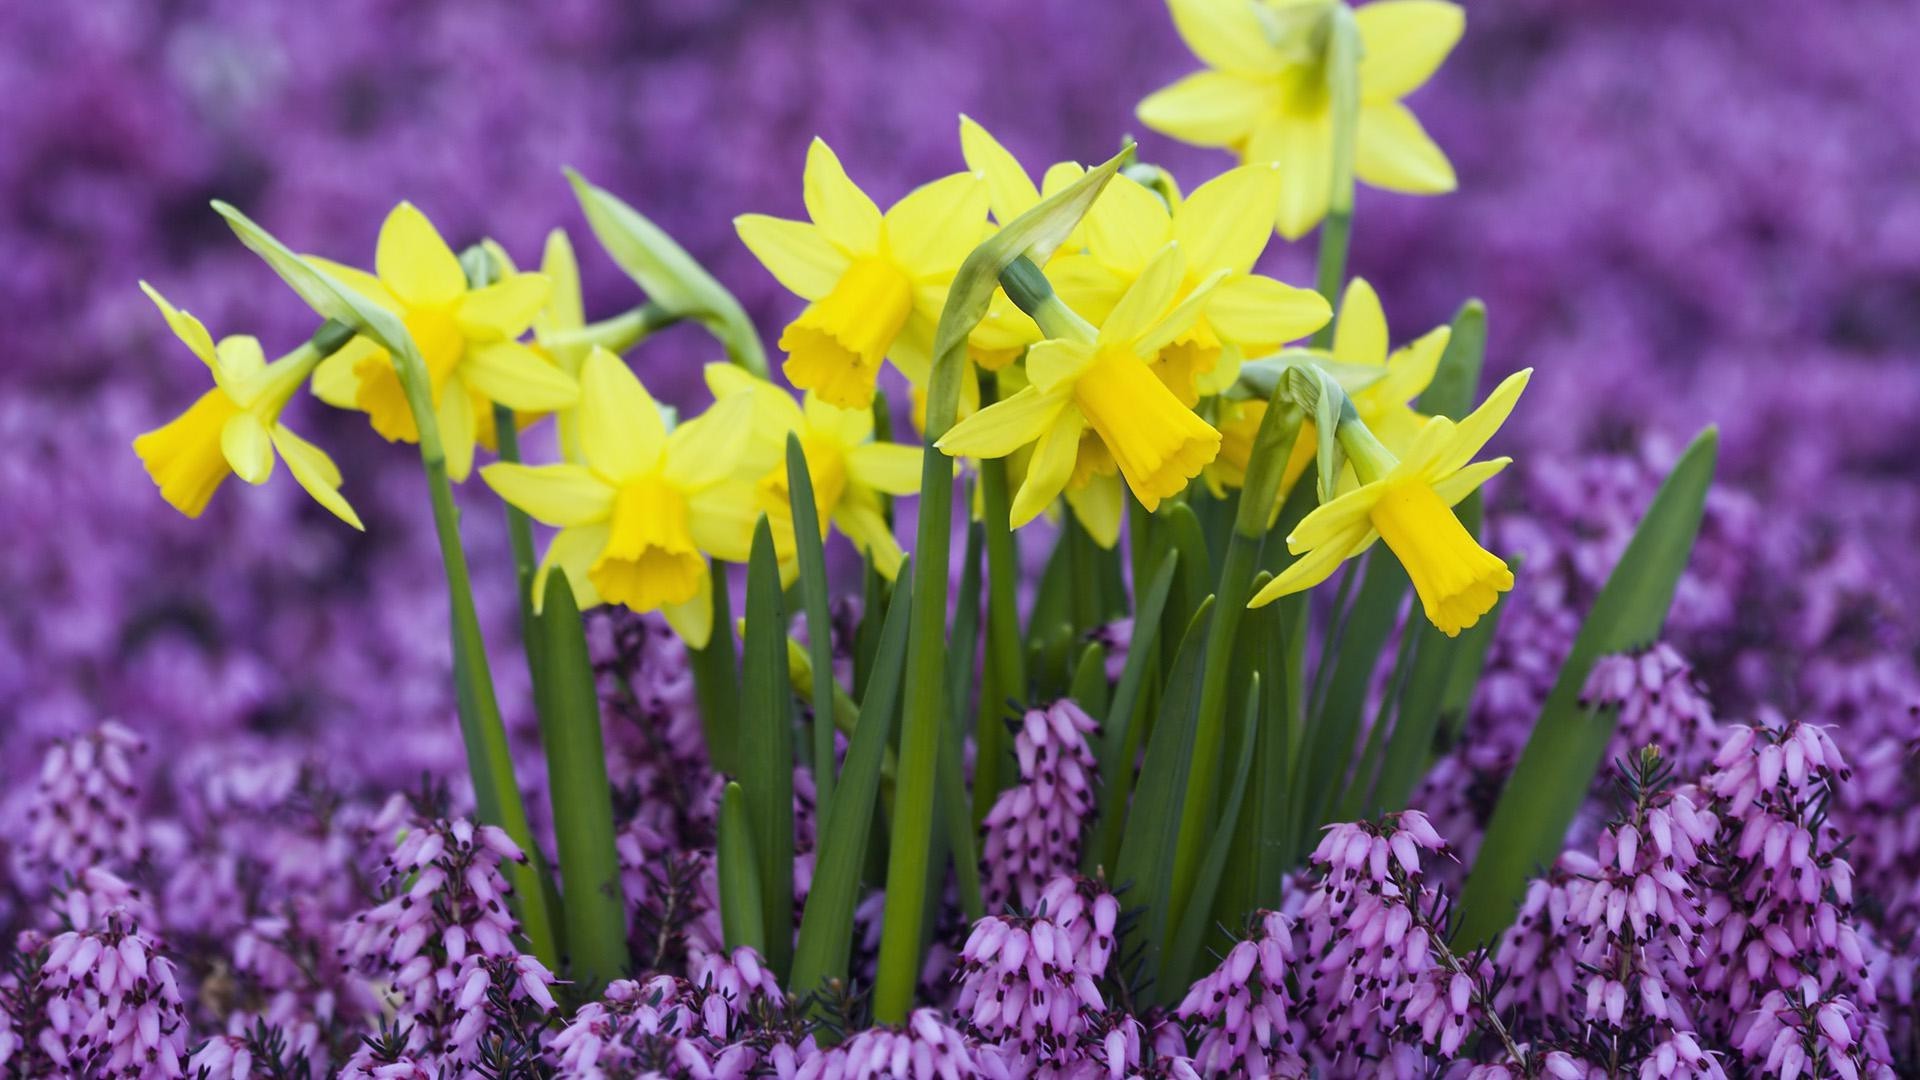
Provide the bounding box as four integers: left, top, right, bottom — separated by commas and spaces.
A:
566, 169, 767, 374
789, 574, 912, 998
974, 373, 1026, 821
1070, 643, 1111, 718
1457, 428, 1718, 944
1417, 300, 1487, 421
532, 575, 630, 992
786, 435, 838, 822
718, 781, 766, 956
688, 563, 741, 775
1164, 675, 1260, 993
1085, 549, 1178, 877
741, 518, 796, 977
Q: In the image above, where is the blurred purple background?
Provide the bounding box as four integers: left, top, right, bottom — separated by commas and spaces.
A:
3, 0, 1917, 791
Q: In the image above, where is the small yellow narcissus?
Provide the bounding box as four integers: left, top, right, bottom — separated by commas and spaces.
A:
935, 243, 1224, 525
309, 203, 579, 481
736, 139, 988, 409
479, 348, 759, 647
706, 365, 922, 579
1138, 0, 1464, 239
1249, 368, 1531, 636
132, 283, 362, 529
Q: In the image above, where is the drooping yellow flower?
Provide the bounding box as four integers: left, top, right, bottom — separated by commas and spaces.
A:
479, 348, 758, 646
736, 139, 989, 409
936, 243, 1224, 522
1067, 165, 1331, 403
132, 283, 362, 529
706, 365, 922, 579
309, 203, 579, 481
1248, 368, 1530, 636
1138, 0, 1465, 239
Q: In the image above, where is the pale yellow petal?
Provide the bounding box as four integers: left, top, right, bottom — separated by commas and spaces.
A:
1205, 274, 1332, 345
1174, 164, 1283, 275
883, 172, 990, 281
1250, 522, 1375, 606
1249, 115, 1332, 241
304, 256, 400, 310
735, 215, 849, 301
661, 568, 715, 648
456, 273, 552, 341
1064, 473, 1124, 549
803, 391, 872, 444
687, 479, 760, 563
1372, 326, 1450, 404
1431, 456, 1510, 506
1133, 268, 1229, 358
1355, 0, 1465, 104
665, 393, 753, 491
313, 337, 381, 408
804, 138, 883, 254
1356, 102, 1457, 194
537, 228, 584, 335
139, 282, 216, 366
479, 462, 614, 527
535, 524, 610, 614
1023, 339, 1096, 392
836, 499, 906, 580
1167, 0, 1286, 75
1098, 243, 1185, 349
438, 384, 476, 482
1082, 177, 1174, 276
959, 115, 1039, 222
1332, 278, 1389, 366
1009, 410, 1085, 527
1136, 70, 1278, 150
936, 384, 1070, 460
220, 412, 275, 485
270, 425, 362, 529
376, 202, 466, 308
464, 341, 579, 411
211, 336, 267, 401
1287, 480, 1386, 553
846, 443, 922, 495
1429, 368, 1531, 479
580, 347, 666, 481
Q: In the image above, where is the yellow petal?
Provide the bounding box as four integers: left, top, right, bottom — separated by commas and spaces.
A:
1024, 339, 1096, 392
1250, 522, 1376, 606
1428, 368, 1532, 479
463, 341, 579, 412
534, 524, 611, 614
1287, 479, 1387, 553
211, 336, 267, 401
580, 347, 667, 481
1064, 473, 1124, 549
1009, 410, 1085, 527
313, 337, 381, 408
1356, 102, 1456, 194
1431, 456, 1510, 506
1332, 278, 1390, 366
1370, 326, 1450, 405
376, 202, 466, 308
132, 390, 237, 518
736, 214, 849, 301
936, 384, 1070, 460
883, 172, 990, 281
1099, 243, 1185, 349
803, 391, 872, 445
1205, 274, 1332, 345
846, 443, 922, 495
270, 425, 363, 529
480, 462, 614, 526
1356, 0, 1465, 104
835, 501, 906, 580
1136, 70, 1276, 150
687, 479, 761, 563
665, 393, 754, 491
1174, 164, 1282, 275
804, 138, 883, 254
660, 567, 715, 649
1132, 268, 1229, 359
1250, 115, 1333, 241
1167, 0, 1286, 75
1082, 177, 1174, 276
220, 412, 275, 485
456, 273, 552, 341
959, 115, 1039, 223
139, 282, 216, 366
438, 384, 477, 482
537, 228, 585, 335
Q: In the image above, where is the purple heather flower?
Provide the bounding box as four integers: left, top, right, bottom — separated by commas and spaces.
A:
1582, 643, 1721, 777
33, 908, 189, 1077
10, 721, 145, 891
1176, 910, 1306, 1077
953, 875, 1117, 1060
980, 700, 1100, 912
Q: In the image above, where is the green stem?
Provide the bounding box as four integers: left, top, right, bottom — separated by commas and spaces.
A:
1309, 3, 1361, 349
973, 374, 1025, 824
493, 406, 541, 656
392, 340, 559, 969
541, 301, 682, 355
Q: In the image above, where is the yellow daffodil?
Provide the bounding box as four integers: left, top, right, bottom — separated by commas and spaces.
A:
736, 139, 988, 409
132, 283, 362, 529
1067, 166, 1331, 404
309, 203, 579, 481
1138, 0, 1465, 239
936, 243, 1224, 522
1203, 397, 1313, 501
479, 348, 758, 646
1324, 277, 1448, 453
1248, 368, 1530, 636
706, 365, 922, 578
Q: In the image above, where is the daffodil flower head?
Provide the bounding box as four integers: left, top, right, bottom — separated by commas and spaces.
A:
1248, 367, 1531, 636
479, 348, 759, 646
736, 139, 989, 410
308, 202, 579, 481
706, 365, 922, 580
936, 243, 1225, 524
132, 283, 362, 529
1138, 0, 1465, 239
1325, 277, 1448, 454
1072, 165, 1331, 404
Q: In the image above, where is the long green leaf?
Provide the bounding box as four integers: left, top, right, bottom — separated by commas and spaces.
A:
789, 574, 913, 998
718, 782, 766, 956
1164, 675, 1260, 993
1085, 549, 1178, 877
1417, 300, 1487, 420
741, 518, 796, 977
786, 435, 838, 822
688, 563, 741, 775
533, 575, 630, 992
1457, 428, 1718, 943
1069, 643, 1111, 718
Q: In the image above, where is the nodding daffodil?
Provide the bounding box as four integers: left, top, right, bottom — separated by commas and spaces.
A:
706, 365, 922, 579
308, 203, 579, 482
736, 139, 989, 409
1068, 166, 1331, 404
1138, 0, 1465, 240
936, 243, 1224, 523
1248, 368, 1530, 636
132, 283, 363, 529
479, 348, 758, 647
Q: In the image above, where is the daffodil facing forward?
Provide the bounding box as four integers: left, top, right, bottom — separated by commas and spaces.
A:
936, 244, 1224, 523
1249, 368, 1530, 636
707, 365, 922, 579
736, 139, 988, 409
310, 203, 579, 481
479, 348, 758, 646
1138, 0, 1464, 239
132, 283, 362, 529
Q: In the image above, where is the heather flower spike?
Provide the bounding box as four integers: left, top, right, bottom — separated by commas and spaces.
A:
133, 283, 363, 528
